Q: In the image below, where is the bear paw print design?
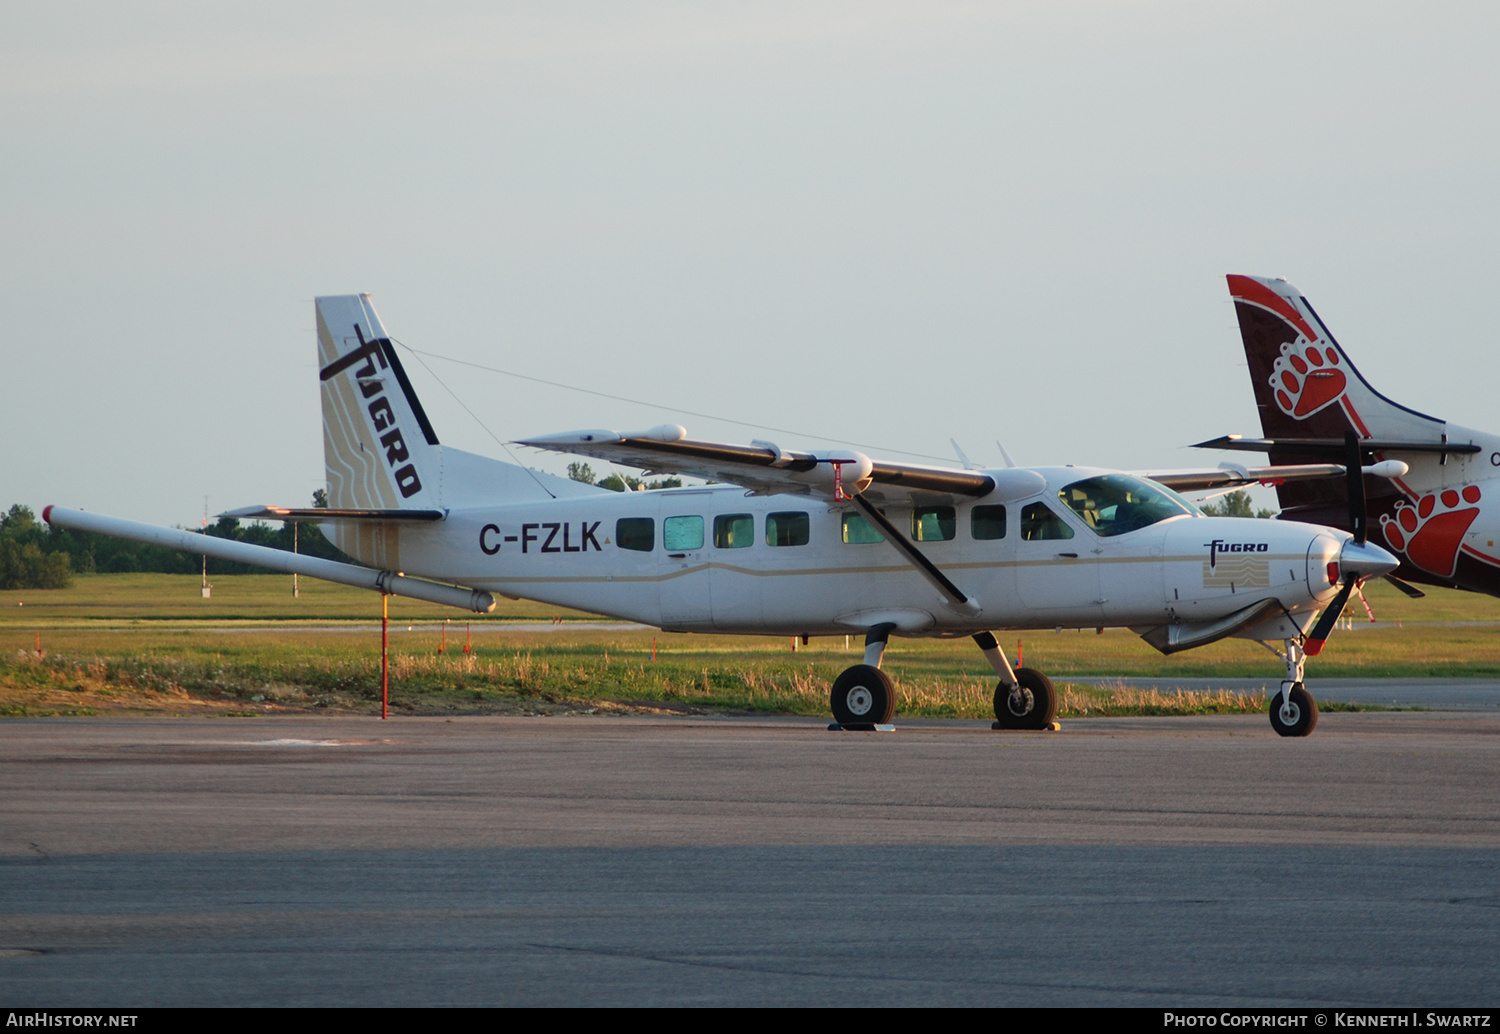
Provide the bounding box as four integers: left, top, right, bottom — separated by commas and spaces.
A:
1380, 486, 1482, 578
1270, 341, 1347, 418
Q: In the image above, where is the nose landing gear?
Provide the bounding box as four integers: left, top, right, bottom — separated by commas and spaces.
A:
1263, 637, 1319, 737
1270, 681, 1319, 737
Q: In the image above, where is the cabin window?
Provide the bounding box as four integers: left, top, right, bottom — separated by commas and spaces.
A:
766, 511, 810, 547
663, 515, 704, 551
972, 505, 1007, 540
713, 514, 754, 548
1020, 502, 1074, 541
616, 517, 655, 552
911, 506, 956, 542
841, 512, 885, 544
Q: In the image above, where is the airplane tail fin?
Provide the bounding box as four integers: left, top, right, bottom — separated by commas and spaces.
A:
317, 294, 443, 511
1227, 275, 1443, 442
1226, 275, 1447, 518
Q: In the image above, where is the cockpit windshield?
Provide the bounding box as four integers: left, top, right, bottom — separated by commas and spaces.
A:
1057, 474, 1197, 537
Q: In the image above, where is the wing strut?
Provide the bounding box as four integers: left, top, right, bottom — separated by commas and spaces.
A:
848, 494, 979, 614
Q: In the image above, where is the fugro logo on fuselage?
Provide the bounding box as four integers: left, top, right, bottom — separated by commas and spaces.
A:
1203, 538, 1269, 568
320, 327, 423, 499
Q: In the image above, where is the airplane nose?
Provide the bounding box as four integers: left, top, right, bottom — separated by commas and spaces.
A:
1339, 538, 1399, 582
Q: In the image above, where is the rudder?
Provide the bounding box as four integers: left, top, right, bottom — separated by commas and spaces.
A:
1226, 274, 1447, 520
316, 294, 441, 510
1227, 274, 1443, 442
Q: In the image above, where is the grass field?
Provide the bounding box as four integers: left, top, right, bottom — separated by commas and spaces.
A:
0, 572, 596, 625
3, 573, 1498, 720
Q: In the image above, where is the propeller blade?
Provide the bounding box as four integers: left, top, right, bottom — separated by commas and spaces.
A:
1384, 574, 1427, 599
1345, 430, 1367, 545
1305, 581, 1355, 656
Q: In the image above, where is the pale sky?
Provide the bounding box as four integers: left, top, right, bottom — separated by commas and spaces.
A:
4, 1, 1496, 525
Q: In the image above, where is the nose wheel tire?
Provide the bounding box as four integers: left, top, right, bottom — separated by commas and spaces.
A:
1269, 682, 1319, 737
993, 667, 1057, 730
830, 664, 896, 727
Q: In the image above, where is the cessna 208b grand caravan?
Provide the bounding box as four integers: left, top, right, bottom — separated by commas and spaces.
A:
1197, 274, 1500, 600
47, 293, 1409, 737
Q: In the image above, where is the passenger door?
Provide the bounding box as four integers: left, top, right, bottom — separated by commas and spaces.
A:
658, 510, 713, 629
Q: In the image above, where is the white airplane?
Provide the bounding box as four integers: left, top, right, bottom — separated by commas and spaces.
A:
46, 293, 1409, 737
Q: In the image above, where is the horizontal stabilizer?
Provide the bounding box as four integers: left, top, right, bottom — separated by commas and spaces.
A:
219, 505, 445, 522
1192, 435, 1479, 456
45, 506, 493, 613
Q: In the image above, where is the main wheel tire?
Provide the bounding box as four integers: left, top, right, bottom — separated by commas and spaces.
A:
830, 664, 896, 726
1269, 682, 1319, 737
993, 667, 1057, 730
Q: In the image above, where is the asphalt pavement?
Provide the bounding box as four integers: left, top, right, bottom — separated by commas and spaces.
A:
3, 712, 1498, 1006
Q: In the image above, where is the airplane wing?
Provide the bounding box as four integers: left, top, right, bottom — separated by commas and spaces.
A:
515, 424, 1022, 505
1140, 463, 1348, 492
218, 505, 445, 522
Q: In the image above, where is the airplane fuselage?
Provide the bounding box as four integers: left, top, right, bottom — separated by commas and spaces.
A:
353, 465, 1344, 638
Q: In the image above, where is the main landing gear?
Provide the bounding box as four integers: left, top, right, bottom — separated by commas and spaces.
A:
1264, 638, 1318, 738
829, 624, 897, 729
828, 626, 1058, 731
974, 631, 1057, 730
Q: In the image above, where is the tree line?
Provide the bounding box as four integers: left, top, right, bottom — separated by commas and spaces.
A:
0, 492, 352, 590
566, 462, 682, 493
1198, 490, 1276, 519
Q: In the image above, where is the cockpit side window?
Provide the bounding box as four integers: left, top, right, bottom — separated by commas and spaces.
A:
1020, 502, 1074, 541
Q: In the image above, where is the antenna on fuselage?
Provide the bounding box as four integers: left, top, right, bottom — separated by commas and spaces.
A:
995, 440, 1017, 469
950, 439, 977, 470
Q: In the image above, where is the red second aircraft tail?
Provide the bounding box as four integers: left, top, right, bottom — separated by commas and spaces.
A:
1227, 274, 1445, 443
1225, 275, 1450, 521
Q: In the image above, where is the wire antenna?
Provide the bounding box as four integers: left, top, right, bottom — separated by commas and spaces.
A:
395, 341, 558, 499
396, 341, 953, 463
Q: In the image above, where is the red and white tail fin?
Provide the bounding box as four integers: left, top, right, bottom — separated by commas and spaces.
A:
1227, 275, 1445, 442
